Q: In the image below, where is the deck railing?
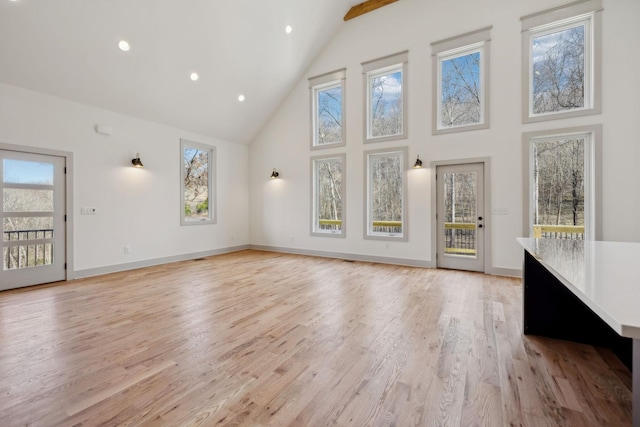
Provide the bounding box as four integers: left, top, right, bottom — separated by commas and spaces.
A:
317, 219, 342, 231
444, 222, 476, 255
3, 229, 54, 270
318, 219, 403, 234
533, 225, 584, 240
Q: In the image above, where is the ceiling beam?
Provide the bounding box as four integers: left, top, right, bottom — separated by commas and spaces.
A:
343, 0, 399, 21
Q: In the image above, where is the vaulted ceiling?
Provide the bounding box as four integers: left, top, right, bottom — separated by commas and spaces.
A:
0, 0, 395, 145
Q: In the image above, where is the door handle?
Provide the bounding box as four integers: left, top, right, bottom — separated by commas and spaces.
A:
478, 216, 483, 221
478, 224, 483, 228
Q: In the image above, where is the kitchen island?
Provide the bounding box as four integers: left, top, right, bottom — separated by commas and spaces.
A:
518, 237, 640, 427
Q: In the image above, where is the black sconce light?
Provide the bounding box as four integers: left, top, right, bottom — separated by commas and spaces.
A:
413, 155, 423, 169
270, 168, 279, 179
131, 153, 144, 168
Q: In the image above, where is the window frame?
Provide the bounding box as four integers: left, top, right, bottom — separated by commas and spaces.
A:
180, 139, 216, 226
431, 26, 492, 135
522, 125, 602, 240
362, 51, 409, 143
521, 0, 602, 123
363, 146, 408, 241
309, 69, 346, 150
310, 153, 346, 238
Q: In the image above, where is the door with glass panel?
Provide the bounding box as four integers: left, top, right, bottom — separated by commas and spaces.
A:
1, 150, 66, 290
436, 163, 484, 272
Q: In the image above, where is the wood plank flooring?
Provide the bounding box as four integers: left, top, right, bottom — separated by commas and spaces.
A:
0, 250, 632, 426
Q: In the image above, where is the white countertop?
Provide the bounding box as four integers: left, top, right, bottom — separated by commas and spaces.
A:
517, 238, 640, 340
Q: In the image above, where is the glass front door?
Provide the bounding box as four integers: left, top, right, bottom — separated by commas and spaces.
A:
1, 150, 66, 290
436, 163, 485, 272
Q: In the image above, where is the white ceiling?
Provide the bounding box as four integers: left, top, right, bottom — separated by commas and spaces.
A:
0, 0, 363, 145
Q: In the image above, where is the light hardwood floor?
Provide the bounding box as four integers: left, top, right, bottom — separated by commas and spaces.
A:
0, 250, 632, 426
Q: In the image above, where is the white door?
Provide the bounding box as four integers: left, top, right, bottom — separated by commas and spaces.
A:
1, 150, 66, 290
436, 163, 484, 272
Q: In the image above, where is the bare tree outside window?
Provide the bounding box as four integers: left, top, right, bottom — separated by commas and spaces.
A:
533, 137, 585, 226
313, 156, 344, 235
532, 24, 585, 115
370, 70, 402, 138
443, 171, 477, 255
440, 51, 481, 128
368, 151, 404, 236
531, 137, 585, 239
181, 140, 215, 225
316, 84, 342, 146
2, 160, 55, 269
443, 172, 477, 224
522, 3, 601, 123
309, 69, 346, 149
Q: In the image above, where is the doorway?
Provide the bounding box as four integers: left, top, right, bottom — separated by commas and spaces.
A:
1, 149, 67, 290
436, 162, 485, 272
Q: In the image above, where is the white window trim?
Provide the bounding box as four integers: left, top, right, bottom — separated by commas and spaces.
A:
363, 146, 408, 241
310, 153, 346, 238
521, 0, 602, 123
431, 26, 492, 135
309, 69, 346, 150
522, 125, 602, 240
362, 51, 409, 143
180, 139, 216, 226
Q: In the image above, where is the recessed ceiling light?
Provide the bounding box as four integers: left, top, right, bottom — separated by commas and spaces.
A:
190, 72, 199, 81
118, 40, 130, 52
238, 94, 246, 102
285, 25, 293, 34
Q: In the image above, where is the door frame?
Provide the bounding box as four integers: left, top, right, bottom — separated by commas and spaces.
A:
430, 157, 491, 273
0, 142, 74, 282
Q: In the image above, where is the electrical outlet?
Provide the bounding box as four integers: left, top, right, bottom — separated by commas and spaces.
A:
124, 245, 131, 254
81, 207, 97, 215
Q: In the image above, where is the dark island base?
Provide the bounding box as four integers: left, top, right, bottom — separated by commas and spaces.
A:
522, 250, 633, 371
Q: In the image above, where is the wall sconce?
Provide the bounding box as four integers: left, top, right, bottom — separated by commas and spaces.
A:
413, 155, 423, 169
270, 168, 279, 179
131, 153, 144, 168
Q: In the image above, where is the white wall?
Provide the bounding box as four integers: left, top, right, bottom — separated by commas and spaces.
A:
0, 83, 249, 274
249, 0, 640, 272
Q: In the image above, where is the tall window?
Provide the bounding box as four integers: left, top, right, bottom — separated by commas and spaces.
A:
522, 0, 602, 122
364, 147, 408, 240
311, 154, 345, 237
309, 69, 346, 149
362, 51, 408, 143
523, 126, 601, 240
180, 139, 215, 225
431, 27, 491, 134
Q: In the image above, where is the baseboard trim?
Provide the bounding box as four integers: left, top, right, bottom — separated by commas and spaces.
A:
249, 245, 436, 269
73, 244, 521, 279
250, 245, 521, 277
486, 267, 522, 278
74, 245, 251, 279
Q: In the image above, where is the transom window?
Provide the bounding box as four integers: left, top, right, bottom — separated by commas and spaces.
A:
364, 147, 408, 240
180, 139, 215, 225
522, 0, 602, 122
309, 69, 346, 149
362, 51, 408, 143
432, 27, 491, 134
311, 154, 345, 237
